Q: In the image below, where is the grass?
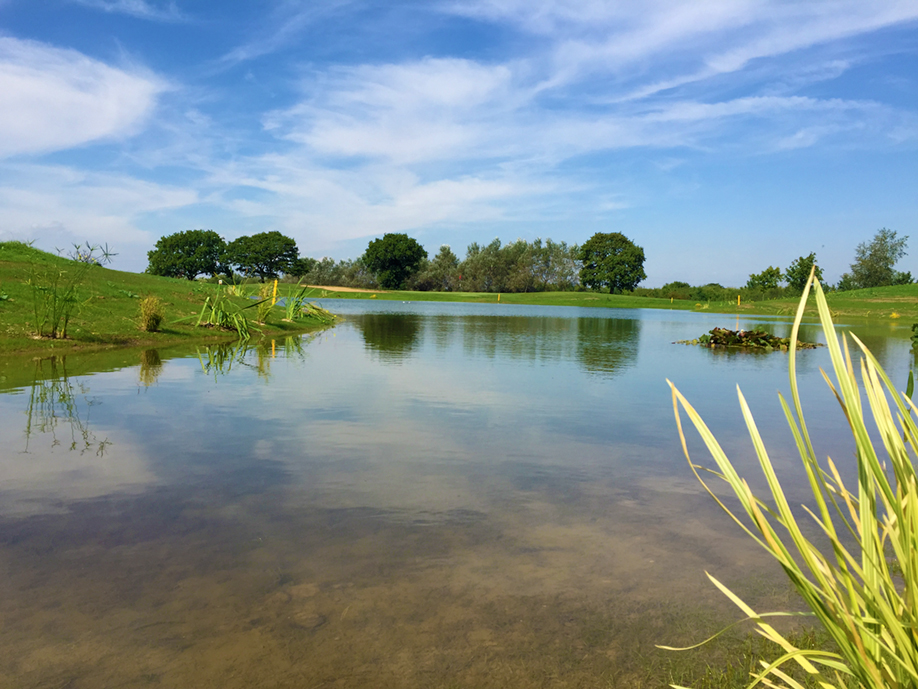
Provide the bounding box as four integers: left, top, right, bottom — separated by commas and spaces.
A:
0, 241, 337, 356
666, 272, 918, 688
306, 283, 918, 320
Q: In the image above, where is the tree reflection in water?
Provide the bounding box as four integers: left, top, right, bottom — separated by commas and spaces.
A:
354, 314, 422, 363
575, 316, 641, 376
353, 311, 642, 378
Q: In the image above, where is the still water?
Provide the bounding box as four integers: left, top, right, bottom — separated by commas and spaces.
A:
0, 301, 913, 688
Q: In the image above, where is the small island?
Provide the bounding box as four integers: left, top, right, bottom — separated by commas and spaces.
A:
676, 327, 822, 350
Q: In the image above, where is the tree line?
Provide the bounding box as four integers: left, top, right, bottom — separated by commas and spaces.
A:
741, 229, 911, 296
146, 226, 911, 296
147, 230, 647, 294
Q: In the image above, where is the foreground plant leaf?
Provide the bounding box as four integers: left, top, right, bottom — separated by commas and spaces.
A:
663, 268, 918, 689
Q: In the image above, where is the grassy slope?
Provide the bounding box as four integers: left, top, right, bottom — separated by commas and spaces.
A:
313, 283, 918, 319
0, 242, 335, 356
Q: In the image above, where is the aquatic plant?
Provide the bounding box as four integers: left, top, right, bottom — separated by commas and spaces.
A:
664, 271, 918, 688
195, 292, 257, 340
677, 327, 821, 351
255, 282, 274, 323
283, 283, 315, 320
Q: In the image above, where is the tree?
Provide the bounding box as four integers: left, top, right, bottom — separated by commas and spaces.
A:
412, 245, 460, 291
363, 233, 427, 289
847, 228, 909, 289
783, 253, 824, 292
147, 229, 226, 280
578, 232, 646, 293
288, 256, 317, 278
227, 231, 299, 281
746, 266, 783, 291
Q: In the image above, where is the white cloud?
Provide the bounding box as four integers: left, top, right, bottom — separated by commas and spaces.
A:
0, 38, 166, 158
446, 0, 918, 92
68, 0, 184, 21
265, 58, 519, 164
0, 163, 197, 268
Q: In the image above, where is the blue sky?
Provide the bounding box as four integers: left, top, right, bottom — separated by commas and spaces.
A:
0, 0, 916, 286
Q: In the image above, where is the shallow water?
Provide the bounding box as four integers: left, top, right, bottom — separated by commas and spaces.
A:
0, 302, 913, 688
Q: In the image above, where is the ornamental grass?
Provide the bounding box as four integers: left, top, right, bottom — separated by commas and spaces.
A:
664, 270, 918, 689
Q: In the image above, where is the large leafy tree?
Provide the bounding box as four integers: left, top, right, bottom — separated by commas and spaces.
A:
839, 228, 909, 290
147, 229, 226, 280
746, 266, 783, 291
227, 231, 299, 281
363, 233, 427, 289
784, 253, 824, 292
578, 232, 646, 293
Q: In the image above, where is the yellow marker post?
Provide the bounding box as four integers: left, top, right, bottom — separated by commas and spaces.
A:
737, 294, 741, 307
498, 293, 501, 302
272, 279, 278, 306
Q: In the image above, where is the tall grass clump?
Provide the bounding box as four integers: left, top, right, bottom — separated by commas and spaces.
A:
195, 293, 255, 340
664, 269, 918, 689
255, 282, 274, 323
139, 296, 164, 332
27, 243, 114, 339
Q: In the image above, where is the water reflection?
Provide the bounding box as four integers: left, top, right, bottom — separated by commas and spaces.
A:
356, 312, 643, 378
576, 316, 641, 376
23, 356, 110, 455
354, 313, 422, 362
138, 349, 163, 387
3, 303, 917, 688
195, 337, 311, 380
196, 341, 249, 377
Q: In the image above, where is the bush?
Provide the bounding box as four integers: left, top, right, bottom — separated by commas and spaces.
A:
139, 296, 164, 332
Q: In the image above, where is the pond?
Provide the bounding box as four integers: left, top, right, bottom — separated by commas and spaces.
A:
0, 301, 914, 688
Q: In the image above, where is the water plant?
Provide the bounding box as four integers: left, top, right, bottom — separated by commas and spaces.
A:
255, 282, 274, 323
664, 271, 918, 688
195, 292, 257, 340
280, 284, 336, 324
678, 327, 821, 351
139, 295, 164, 332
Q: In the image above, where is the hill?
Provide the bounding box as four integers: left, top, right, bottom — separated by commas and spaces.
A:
0, 242, 335, 356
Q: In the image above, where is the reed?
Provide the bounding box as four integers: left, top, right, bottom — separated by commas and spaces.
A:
195, 293, 256, 339
255, 282, 273, 323
664, 270, 918, 688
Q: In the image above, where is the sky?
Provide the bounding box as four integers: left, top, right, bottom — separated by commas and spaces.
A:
0, 1, 916, 286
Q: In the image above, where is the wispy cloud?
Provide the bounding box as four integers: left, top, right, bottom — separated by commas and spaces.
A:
0, 38, 166, 158
216, 0, 355, 68
68, 0, 185, 21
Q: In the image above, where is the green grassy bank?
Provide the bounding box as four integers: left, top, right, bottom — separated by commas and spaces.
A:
312, 282, 918, 319
0, 242, 336, 356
